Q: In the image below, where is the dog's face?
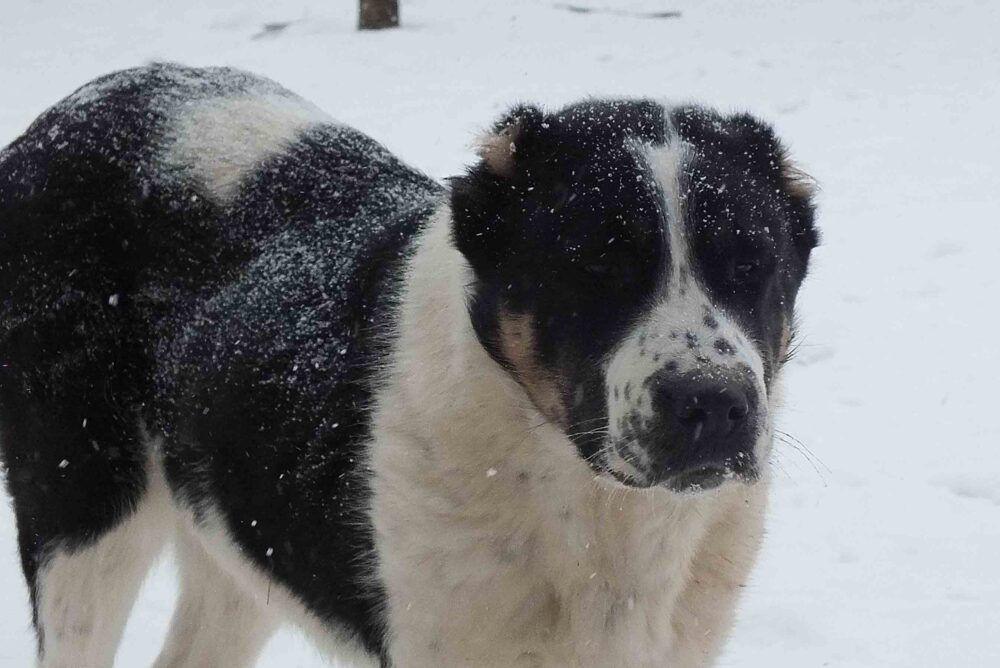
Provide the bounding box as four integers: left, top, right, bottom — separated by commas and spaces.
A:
451, 100, 817, 493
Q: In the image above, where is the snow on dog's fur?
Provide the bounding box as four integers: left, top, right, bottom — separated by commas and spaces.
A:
0, 64, 817, 667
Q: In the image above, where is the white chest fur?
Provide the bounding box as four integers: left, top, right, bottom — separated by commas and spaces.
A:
369, 210, 766, 668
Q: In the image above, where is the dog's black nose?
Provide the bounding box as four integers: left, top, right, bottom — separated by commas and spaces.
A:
646, 372, 756, 488
672, 380, 749, 443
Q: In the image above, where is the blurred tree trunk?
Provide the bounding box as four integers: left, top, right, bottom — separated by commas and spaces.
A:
359, 0, 399, 30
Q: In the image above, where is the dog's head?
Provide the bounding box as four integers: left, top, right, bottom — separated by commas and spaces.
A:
451, 100, 817, 493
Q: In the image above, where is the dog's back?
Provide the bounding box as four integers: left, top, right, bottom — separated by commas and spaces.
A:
0, 63, 438, 665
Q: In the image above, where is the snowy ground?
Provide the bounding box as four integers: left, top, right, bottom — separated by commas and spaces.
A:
2, 0, 999, 665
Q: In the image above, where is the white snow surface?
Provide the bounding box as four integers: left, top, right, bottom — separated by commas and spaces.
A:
1, 0, 999, 666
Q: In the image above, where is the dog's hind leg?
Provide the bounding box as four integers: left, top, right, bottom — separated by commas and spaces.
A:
152, 524, 279, 668
32, 459, 172, 668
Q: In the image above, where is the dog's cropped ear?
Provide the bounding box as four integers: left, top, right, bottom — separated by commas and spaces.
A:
725, 113, 820, 264
475, 104, 545, 178
776, 153, 818, 204
730, 115, 817, 197
449, 104, 545, 275
779, 152, 820, 267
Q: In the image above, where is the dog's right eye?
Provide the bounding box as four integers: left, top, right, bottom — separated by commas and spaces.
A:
581, 258, 637, 285
583, 263, 614, 277
733, 260, 759, 281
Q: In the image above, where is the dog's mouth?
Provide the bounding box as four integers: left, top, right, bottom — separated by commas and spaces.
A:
663, 466, 730, 493
604, 464, 757, 494
600, 440, 760, 493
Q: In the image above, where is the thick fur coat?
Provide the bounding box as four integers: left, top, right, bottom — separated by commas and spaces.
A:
0, 64, 817, 667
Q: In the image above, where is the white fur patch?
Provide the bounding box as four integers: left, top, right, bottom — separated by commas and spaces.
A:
161, 508, 379, 668
163, 93, 332, 204
151, 517, 278, 668
35, 458, 172, 668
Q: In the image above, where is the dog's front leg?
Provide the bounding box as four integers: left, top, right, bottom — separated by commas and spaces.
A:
668, 482, 769, 668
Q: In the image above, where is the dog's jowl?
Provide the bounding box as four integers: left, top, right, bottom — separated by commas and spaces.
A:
0, 64, 817, 667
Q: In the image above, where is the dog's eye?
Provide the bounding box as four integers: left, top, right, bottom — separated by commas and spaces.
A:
578, 250, 638, 284
583, 263, 614, 277
732, 260, 760, 281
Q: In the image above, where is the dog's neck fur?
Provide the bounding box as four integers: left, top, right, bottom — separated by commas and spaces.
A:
370, 206, 766, 667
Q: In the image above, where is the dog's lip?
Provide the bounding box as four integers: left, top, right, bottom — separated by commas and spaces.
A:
600, 453, 759, 492
663, 461, 760, 494
663, 466, 729, 493
604, 466, 653, 488
602, 465, 733, 493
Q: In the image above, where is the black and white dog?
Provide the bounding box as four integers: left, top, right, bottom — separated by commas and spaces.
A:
0, 64, 817, 667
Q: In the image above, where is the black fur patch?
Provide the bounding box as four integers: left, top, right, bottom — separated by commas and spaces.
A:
451, 99, 669, 459
0, 63, 440, 658
672, 105, 817, 385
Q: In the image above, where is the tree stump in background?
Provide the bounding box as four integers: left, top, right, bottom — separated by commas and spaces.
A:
359, 0, 399, 30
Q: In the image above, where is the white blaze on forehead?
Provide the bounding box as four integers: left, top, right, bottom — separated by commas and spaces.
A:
164, 93, 332, 203
643, 137, 691, 287
605, 137, 769, 456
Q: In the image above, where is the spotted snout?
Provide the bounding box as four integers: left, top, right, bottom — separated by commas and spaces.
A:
605, 298, 769, 492
631, 367, 760, 491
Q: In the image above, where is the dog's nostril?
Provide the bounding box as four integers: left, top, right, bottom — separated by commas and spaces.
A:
728, 404, 747, 422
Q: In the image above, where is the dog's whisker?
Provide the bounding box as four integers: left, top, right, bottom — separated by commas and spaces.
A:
775, 429, 829, 472
774, 435, 827, 484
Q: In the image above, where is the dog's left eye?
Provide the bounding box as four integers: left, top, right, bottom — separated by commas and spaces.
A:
732, 260, 760, 281
583, 263, 614, 277
576, 248, 639, 285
